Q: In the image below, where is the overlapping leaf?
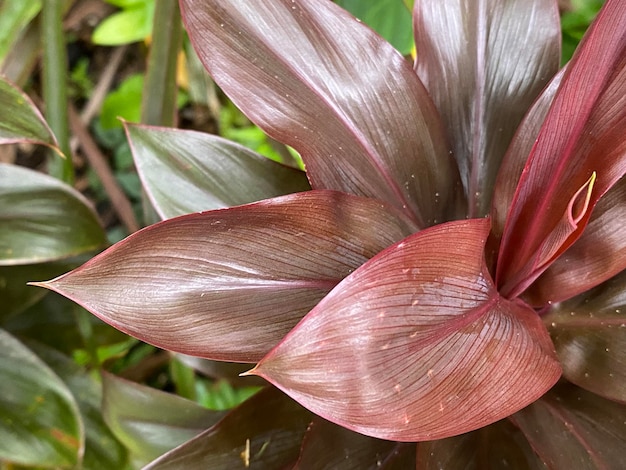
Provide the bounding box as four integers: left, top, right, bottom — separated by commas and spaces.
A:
35, 191, 416, 362
125, 123, 310, 219
414, 0, 560, 217
0, 163, 107, 265
252, 219, 561, 441
180, 0, 463, 227
510, 383, 626, 469
144, 387, 312, 469
496, 0, 626, 298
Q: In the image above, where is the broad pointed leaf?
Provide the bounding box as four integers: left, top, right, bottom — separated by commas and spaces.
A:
0, 76, 58, 148
144, 387, 312, 470
413, 0, 560, 217
415, 419, 547, 469
35, 191, 416, 362
496, 0, 626, 298
180, 0, 463, 227
509, 383, 626, 469
252, 219, 561, 441
296, 417, 417, 469
0, 163, 107, 265
542, 269, 626, 402
102, 372, 225, 464
0, 329, 82, 467
125, 123, 310, 219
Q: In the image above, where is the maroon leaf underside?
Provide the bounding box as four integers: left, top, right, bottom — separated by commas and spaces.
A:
542, 269, 626, 403
413, 0, 560, 218
496, 0, 626, 299
143, 387, 312, 470
125, 123, 310, 219
509, 383, 626, 469
180, 0, 463, 227
252, 218, 561, 441
35, 191, 416, 363
296, 417, 417, 469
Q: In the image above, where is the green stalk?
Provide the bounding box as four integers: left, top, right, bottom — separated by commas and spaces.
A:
41, 0, 73, 183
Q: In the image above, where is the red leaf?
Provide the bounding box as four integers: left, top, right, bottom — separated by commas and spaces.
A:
496, 0, 626, 298
33, 191, 415, 362
251, 219, 561, 441
414, 0, 560, 217
180, 0, 463, 227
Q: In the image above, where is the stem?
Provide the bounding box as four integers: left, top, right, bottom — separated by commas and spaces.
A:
41, 0, 73, 184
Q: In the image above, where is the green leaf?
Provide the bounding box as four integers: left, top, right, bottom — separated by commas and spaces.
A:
0, 329, 83, 467
125, 123, 310, 218
0, 0, 41, 64
99, 74, 144, 129
92, 1, 155, 45
336, 0, 413, 55
0, 76, 58, 149
0, 163, 107, 265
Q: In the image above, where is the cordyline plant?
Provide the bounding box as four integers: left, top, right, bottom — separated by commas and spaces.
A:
35, 0, 626, 466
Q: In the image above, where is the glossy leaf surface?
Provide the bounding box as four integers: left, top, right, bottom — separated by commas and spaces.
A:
496, 0, 626, 298
0, 329, 82, 467
0, 76, 57, 148
510, 383, 626, 469
144, 387, 312, 470
296, 418, 416, 469
414, 0, 560, 217
37, 191, 416, 362
102, 372, 225, 464
181, 0, 462, 227
0, 163, 107, 265
253, 219, 561, 441
543, 269, 626, 402
126, 123, 310, 219
415, 419, 547, 469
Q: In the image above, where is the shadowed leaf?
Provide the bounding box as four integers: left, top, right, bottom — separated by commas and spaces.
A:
35, 191, 416, 362
125, 123, 310, 219
0, 163, 107, 265
253, 219, 561, 441
180, 0, 463, 227
414, 0, 560, 217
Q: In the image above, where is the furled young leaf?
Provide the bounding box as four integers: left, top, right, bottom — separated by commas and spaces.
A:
542, 269, 626, 403
0, 329, 83, 467
125, 123, 310, 219
180, 0, 463, 227
102, 372, 225, 464
0, 163, 107, 265
509, 383, 626, 469
496, 0, 626, 298
296, 417, 416, 469
252, 219, 561, 441
414, 0, 561, 217
35, 191, 416, 362
415, 419, 547, 469
144, 387, 312, 470
0, 76, 58, 148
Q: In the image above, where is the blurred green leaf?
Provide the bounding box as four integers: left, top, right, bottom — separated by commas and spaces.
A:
336, 0, 414, 55
92, 0, 155, 45
196, 379, 261, 411
0, 329, 82, 467
0, 163, 107, 265
100, 74, 144, 129
561, 0, 604, 64
0, 0, 41, 64
0, 76, 58, 148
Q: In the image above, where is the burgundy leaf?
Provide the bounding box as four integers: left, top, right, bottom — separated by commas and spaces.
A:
496, 0, 626, 298
416, 419, 548, 469
143, 387, 312, 470
542, 270, 626, 402
125, 123, 310, 219
296, 417, 416, 469
527, 177, 626, 305
251, 219, 561, 441
510, 383, 626, 469
33, 191, 415, 363
413, 0, 560, 217
180, 0, 463, 227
